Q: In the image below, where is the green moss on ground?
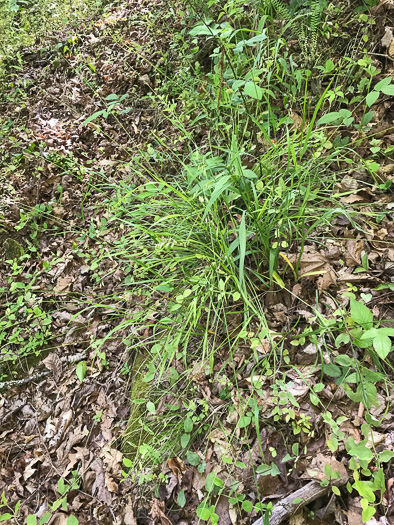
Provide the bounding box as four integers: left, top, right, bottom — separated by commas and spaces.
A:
122, 353, 152, 460
3, 238, 24, 260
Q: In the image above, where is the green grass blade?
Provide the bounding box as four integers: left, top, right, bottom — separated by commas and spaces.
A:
238, 211, 246, 290
202, 175, 232, 220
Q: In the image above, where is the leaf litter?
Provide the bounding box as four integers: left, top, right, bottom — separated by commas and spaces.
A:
0, 0, 394, 524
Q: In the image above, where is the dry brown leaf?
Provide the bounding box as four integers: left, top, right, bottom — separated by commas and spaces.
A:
54, 275, 74, 292
104, 472, 119, 493
215, 495, 232, 525
302, 453, 348, 484
340, 193, 366, 204
335, 175, 358, 193
293, 249, 328, 274
168, 457, 187, 481
42, 353, 63, 382
291, 250, 324, 274
317, 267, 337, 290
63, 446, 91, 480
337, 268, 376, 283
23, 457, 42, 481
122, 503, 138, 525
150, 499, 173, 525
290, 248, 336, 290
344, 240, 364, 267
56, 425, 88, 462
91, 458, 112, 505
381, 27, 394, 47
102, 448, 123, 476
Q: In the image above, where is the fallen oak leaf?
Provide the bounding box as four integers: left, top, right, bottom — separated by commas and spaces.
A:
334, 175, 358, 193
91, 458, 112, 504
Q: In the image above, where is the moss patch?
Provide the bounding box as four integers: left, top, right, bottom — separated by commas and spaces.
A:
3, 238, 24, 260
122, 353, 152, 460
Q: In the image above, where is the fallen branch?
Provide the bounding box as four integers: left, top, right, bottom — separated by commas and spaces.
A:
0, 352, 85, 393
0, 370, 51, 393
252, 481, 331, 525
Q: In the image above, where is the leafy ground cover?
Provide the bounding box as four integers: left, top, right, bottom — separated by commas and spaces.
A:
0, 0, 394, 523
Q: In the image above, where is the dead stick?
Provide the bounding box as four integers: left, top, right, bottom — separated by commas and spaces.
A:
0, 353, 85, 392
252, 481, 331, 525
0, 370, 51, 393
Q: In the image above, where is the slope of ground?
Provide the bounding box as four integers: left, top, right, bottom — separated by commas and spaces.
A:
0, 0, 394, 524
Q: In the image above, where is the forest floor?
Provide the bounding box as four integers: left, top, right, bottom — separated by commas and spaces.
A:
1, 0, 394, 524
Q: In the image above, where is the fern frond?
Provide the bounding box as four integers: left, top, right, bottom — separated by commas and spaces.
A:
310, 0, 326, 49
270, 0, 291, 21
269, 0, 327, 55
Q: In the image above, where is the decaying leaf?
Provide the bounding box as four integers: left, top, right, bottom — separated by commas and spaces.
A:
91, 458, 112, 505
343, 240, 364, 267
334, 175, 358, 193
122, 503, 138, 525
289, 248, 337, 290
381, 26, 393, 47
54, 275, 74, 292
168, 457, 187, 481
42, 353, 63, 382
150, 499, 173, 525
